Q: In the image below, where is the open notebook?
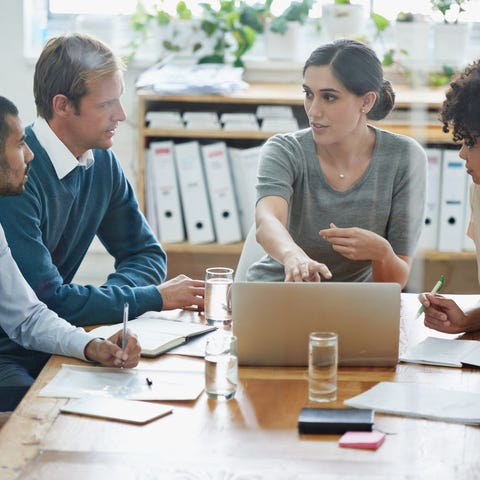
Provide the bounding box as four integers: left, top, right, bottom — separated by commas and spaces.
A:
90, 314, 216, 357
232, 282, 401, 367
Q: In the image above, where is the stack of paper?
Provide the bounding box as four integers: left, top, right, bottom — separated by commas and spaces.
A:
183, 111, 220, 130
345, 381, 480, 424
136, 63, 249, 95
221, 113, 259, 131
145, 111, 183, 128
256, 104, 299, 133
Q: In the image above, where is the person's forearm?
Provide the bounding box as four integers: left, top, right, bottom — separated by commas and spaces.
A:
256, 217, 304, 265
371, 247, 410, 288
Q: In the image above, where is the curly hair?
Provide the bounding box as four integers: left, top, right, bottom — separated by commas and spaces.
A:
440, 60, 480, 146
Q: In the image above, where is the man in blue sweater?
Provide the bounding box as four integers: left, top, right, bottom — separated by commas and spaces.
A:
0, 95, 141, 415
0, 34, 204, 393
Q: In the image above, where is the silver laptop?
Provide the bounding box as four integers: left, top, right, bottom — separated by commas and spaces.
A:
232, 282, 401, 367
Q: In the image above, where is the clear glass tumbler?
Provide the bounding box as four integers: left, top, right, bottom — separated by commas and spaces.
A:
205, 334, 238, 400
205, 267, 234, 327
308, 331, 338, 402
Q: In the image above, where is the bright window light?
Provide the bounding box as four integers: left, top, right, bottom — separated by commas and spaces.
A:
49, 0, 137, 15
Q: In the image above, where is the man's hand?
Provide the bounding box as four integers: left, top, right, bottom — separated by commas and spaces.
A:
157, 274, 205, 310
85, 330, 141, 367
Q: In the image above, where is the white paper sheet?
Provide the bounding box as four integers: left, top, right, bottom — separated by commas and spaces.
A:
345, 381, 480, 424
39, 364, 204, 401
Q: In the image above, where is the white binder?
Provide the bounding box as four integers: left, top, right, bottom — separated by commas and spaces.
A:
173, 141, 215, 244
148, 141, 185, 243
228, 146, 261, 238
417, 148, 442, 250
201, 142, 242, 244
438, 148, 467, 252
144, 148, 160, 240
463, 176, 476, 251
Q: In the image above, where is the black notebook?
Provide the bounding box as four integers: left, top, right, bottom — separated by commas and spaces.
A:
298, 408, 374, 435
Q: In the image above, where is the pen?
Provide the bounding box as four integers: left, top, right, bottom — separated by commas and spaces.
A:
415, 275, 445, 319
122, 302, 129, 351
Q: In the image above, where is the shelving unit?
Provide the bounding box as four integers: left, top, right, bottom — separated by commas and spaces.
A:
137, 83, 476, 290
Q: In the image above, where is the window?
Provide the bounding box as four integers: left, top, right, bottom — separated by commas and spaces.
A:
24, 0, 480, 60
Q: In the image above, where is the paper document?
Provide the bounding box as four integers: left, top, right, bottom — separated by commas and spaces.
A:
40, 364, 204, 401
61, 396, 173, 424
345, 381, 480, 424
400, 336, 480, 367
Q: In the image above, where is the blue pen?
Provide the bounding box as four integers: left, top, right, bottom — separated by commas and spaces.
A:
415, 275, 445, 319
122, 302, 129, 351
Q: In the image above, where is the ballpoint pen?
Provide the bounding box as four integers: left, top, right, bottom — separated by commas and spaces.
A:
415, 274, 445, 319
122, 302, 129, 351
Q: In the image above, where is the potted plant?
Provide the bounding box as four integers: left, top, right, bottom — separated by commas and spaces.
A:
431, 0, 471, 66
393, 12, 431, 67
127, 1, 200, 64
321, 0, 366, 41
128, 1, 259, 67
196, 1, 258, 66
251, 0, 314, 61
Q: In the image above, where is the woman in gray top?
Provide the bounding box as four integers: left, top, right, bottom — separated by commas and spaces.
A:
247, 39, 427, 288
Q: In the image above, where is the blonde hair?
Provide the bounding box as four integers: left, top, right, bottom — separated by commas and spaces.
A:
34, 33, 125, 119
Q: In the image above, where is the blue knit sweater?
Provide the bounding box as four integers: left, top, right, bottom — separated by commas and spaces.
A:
0, 125, 167, 332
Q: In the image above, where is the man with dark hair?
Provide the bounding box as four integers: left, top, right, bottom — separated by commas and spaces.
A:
0, 95, 141, 415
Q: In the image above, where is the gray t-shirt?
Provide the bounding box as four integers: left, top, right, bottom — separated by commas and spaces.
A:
247, 126, 427, 282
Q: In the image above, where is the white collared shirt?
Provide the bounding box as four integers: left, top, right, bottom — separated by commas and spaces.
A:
32, 117, 94, 179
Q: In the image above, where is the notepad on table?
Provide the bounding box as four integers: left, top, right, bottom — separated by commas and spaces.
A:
61, 396, 173, 424
399, 336, 480, 368
90, 316, 216, 358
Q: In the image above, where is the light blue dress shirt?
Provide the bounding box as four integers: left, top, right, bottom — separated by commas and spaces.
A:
0, 224, 93, 359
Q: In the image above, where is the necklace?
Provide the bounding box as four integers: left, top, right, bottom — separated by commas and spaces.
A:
338, 173, 345, 179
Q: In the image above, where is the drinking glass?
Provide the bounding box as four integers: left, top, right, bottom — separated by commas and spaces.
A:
205, 334, 238, 400
205, 267, 233, 327
308, 332, 338, 402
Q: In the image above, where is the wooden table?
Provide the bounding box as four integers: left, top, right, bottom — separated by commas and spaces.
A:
1, 294, 480, 479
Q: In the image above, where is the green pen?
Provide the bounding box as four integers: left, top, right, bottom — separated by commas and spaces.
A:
415, 274, 445, 319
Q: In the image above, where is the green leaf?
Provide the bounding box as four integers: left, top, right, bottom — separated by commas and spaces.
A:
176, 1, 192, 20
371, 13, 390, 33
198, 53, 225, 64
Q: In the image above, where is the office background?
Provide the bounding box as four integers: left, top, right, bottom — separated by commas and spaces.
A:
2, 0, 480, 291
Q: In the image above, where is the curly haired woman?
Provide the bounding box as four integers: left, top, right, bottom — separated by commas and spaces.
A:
419, 60, 480, 333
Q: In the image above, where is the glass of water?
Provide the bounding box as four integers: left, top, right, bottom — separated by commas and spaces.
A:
205, 267, 234, 327
308, 332, 338, 402
205, 334, 238, 400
